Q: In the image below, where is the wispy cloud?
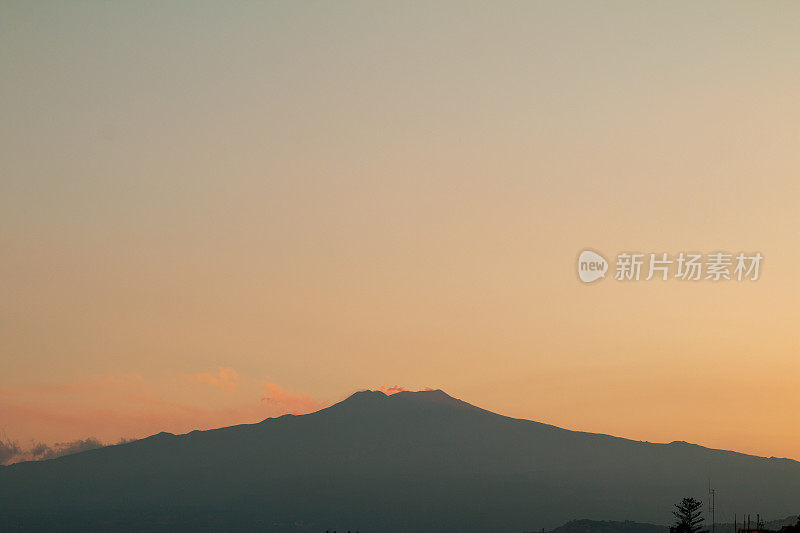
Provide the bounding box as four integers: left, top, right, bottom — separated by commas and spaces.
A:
0, 436, 113, 466
0, 438, 22, 465
378, 385, 407, 395
184, 367, 240, 390
261, 382, 321, 413
0, 369, 323, 457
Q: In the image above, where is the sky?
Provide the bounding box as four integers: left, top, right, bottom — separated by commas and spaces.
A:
1, 2, 798, 462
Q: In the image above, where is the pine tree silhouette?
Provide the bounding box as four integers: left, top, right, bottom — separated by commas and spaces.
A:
670, 497, 708, 533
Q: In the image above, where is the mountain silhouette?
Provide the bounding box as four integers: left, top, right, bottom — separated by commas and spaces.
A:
1, 389, 798, 532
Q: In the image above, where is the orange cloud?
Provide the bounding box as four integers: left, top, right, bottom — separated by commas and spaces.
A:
0, 370, 323, 450
261, 382, 320, 413
187, 367, 239, 390
378, 385, 406, 395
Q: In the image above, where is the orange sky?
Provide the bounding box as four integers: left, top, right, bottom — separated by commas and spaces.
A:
1, 2, 798, 461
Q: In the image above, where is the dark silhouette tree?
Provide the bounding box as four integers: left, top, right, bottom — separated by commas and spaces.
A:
670, 497, 707, 533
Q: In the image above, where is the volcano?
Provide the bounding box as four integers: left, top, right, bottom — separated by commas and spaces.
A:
1, 389, 798, 532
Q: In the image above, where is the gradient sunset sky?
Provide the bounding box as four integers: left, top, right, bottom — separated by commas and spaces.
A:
1, 2, 798, 461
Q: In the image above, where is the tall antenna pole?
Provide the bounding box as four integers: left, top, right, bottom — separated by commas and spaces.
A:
708, 479, 711, 523
708, 482, 715, 533
711, 488, 715, 533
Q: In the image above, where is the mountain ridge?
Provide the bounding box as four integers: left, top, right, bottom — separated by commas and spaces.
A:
301, 389, 798, 463
1, 389, 798, 532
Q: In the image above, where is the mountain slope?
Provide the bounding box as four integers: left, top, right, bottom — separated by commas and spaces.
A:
1, 390, 798, 532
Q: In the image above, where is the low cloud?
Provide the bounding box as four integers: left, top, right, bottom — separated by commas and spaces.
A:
379, 385, 407, 395
261, 382, 320, 413
0, 438, 22, 465
0, 370, 323, 450
32, 437, 104, 460
185, 367, 239, 390
0, 436, 124, 466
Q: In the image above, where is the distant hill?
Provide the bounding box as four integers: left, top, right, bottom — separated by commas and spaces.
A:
1, 389, 798, 532
541, 519, 668, 533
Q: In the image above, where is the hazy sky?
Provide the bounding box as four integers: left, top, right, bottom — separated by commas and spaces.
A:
1, 2, 798, 461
